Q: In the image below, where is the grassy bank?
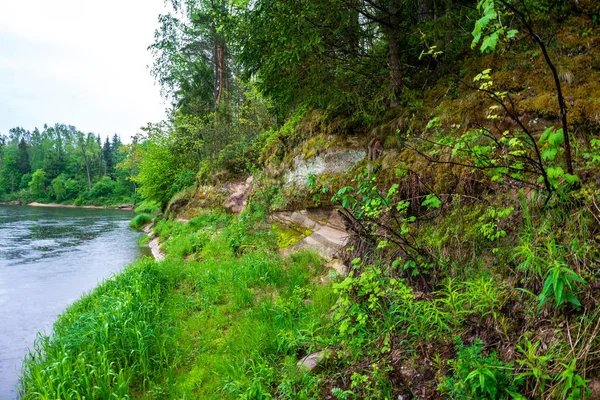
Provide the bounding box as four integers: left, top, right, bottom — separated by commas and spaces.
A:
20, 210, 337, 399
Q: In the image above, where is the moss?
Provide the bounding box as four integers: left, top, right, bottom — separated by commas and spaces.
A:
272, 223, 312, 248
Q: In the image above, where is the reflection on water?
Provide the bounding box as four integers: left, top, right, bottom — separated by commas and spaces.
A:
0, 205, 150, 399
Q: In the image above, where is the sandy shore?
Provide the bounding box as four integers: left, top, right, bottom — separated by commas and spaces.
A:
27, 202, 134, 210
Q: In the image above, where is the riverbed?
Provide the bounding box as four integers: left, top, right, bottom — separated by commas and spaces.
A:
0, 205, 150, 399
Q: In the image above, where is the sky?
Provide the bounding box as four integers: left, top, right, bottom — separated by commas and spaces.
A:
0, 0, 169, 141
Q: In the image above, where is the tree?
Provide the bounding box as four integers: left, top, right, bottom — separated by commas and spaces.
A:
16, 137, 31, 176
1, 145, 20, 193
29, 169, 47, 199
51, 175, 67, 201
132, 123, 180, 206
150, 0, 234, 117
472, 0, 575, 178
103, 137, 113, 176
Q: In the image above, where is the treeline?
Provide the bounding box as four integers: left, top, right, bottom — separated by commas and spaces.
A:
0, 124, 136, 205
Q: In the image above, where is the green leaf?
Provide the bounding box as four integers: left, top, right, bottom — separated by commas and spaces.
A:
548, 128, 564, 146
563, 174, 580, 185
547, 167, 564, 180
421, 194, 441, 209
539, 126, 554, 143
542, 147, 558, 161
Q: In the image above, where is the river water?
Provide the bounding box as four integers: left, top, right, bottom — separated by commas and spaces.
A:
0, 205, 150, 399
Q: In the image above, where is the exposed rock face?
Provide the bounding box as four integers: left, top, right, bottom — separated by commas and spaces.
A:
225, 176, 253, 213
142, 223, 165, 261
273, 208, 349, 277
285, 150, 366, 186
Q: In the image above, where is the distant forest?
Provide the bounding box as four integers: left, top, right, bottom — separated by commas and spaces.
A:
0, 124, 137, 205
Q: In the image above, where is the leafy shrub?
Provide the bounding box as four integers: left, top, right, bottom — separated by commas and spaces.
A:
130, 213, 153, 229
439, 338, 519, 399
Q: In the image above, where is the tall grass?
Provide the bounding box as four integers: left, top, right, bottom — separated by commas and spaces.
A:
20, 258, 181, 399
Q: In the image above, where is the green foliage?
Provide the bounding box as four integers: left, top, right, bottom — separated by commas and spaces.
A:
133, 122, 186, 207
538, 127, 579, 188
135, 199, 162, 214
478, 206, 513, 241
515, 339, 591, 399
89, 176, 117, 199
439, 339, 519, 399
28, 169, 47, 199
20, 258, 180, 398
50, 175, 67, 202
538, 257, 586, 308
130, 213, 153, 230
0, 124, 133, 205
583, 138, 600, 166
472, 0, 519, 53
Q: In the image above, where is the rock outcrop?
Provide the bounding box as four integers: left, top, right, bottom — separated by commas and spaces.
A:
273, 208, 349, 277
284, 150, 366, 186
225, 176, 253, 213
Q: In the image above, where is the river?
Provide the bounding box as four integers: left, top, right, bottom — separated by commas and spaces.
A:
0, 205, 150, 399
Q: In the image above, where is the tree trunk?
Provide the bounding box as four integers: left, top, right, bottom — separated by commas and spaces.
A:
389, 32, 402, 107
388, 4, 402, 107
418, 0, 434, 21
216, 42, 224, 105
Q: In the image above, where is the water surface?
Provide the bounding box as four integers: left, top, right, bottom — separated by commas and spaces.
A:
0, 205, 150, 399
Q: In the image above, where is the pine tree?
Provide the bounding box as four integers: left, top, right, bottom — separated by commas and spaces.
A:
16, 137, 31, 175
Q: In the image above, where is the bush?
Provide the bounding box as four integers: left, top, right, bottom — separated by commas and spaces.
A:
130, 213, 153, 229
135, 199, 162, 214
89, 176, 116, 199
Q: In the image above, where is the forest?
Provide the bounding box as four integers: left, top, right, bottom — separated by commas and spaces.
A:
16, 0, 600, 398
0, 124, 135, 205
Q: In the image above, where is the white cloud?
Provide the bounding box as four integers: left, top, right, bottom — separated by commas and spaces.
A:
0, 0, 169, 141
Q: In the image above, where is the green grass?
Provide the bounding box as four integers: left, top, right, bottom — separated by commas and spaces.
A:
23, 189, 599, 399
20, 211, 337, 399
20, 258, 182, 399
130, 213, 153, 229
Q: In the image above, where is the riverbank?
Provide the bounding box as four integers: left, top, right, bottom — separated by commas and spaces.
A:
142, 223, 165, 261
0, 206, 146, 399
18, 210, 335, 398
0, 201, 134, 210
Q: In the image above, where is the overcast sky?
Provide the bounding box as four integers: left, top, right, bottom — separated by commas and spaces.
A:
0, 0, 169, 141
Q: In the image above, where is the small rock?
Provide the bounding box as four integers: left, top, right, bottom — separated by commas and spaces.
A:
326, 259, 348, 276
297, 351, 331, 372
